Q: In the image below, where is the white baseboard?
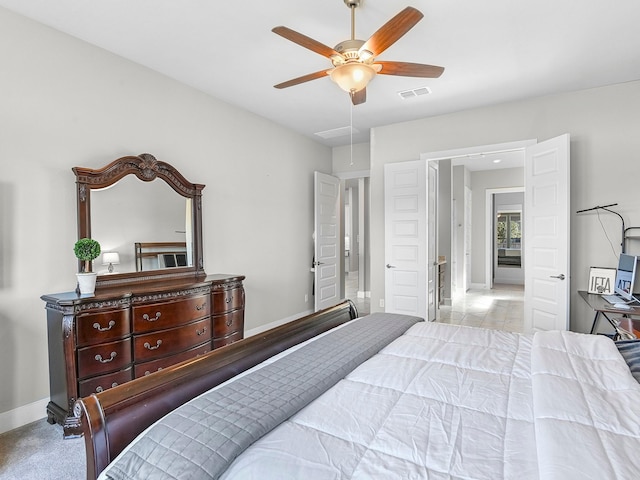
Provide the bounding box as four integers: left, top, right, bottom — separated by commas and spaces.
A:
470, 283, 487, 290
244, 309, 314, 338
0, 397, 49, 434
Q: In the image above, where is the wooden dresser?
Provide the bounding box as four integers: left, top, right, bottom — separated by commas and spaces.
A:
42, 274, 244, 437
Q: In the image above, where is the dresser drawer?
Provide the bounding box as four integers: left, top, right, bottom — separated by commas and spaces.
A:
213, 310, 244, 338
78, 367, 133, 397
134, 343, 212, 378
213, 330, 243, 349
76, 309, 130, 347
212, 287, 244, 314
77, 338, 133, 379
132, 294, 209, 333
133, 317, 210, 362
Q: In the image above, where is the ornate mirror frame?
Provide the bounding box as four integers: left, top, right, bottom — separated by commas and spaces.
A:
73, 153, 205, 287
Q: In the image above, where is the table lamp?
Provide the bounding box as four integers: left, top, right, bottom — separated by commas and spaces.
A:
102, 252, 120, 273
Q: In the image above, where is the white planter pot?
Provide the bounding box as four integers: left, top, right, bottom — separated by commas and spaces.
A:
76, 272, 97, 295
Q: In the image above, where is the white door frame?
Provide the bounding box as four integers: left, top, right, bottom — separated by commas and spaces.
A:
485, 187, 525, 289
422, 140, 537, 163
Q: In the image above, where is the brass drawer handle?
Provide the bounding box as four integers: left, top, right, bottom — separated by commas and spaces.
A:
143, 339, 162, 350
144, 367, 162, 376
93, 320, 116, 332
196, 327, 207, 336
95, 352, 117, 363
225, 296, 233, 304
195, 302, 207, 311
142, 312, 162, 322
226, 317, 233, 327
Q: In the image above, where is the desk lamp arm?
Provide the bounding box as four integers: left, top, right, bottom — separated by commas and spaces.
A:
576, 203, 626, 253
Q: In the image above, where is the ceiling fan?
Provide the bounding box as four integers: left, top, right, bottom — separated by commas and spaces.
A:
272, 0, 444, 105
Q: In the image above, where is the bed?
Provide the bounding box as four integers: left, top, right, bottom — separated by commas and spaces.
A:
76, 300, 640, 480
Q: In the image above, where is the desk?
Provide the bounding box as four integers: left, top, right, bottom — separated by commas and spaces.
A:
579, 290, 640, 334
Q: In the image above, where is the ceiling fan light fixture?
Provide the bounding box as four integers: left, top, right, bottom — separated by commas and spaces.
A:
330, 62, 375, 93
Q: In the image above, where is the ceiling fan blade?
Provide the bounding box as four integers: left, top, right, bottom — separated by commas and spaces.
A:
360, 7, 424, 58
350, 88, 366, 105
272, 26, 341, 59
274, 69, 330, 89
376, 61, 444, 78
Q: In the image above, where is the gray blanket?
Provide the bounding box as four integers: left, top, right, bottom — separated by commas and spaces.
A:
102, 312, 422, 480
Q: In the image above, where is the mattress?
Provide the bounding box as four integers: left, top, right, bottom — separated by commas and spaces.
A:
223, 325, 640, 479
222, 322, 538, 479
100, 318, 640, 480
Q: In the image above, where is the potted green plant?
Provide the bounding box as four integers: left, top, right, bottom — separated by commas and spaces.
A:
74, 238, 101, 294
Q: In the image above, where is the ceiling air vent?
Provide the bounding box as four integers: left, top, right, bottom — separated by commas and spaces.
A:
398, 86, 432, 100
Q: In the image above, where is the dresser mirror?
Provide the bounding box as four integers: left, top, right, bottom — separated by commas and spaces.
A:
74, 153, 205, 286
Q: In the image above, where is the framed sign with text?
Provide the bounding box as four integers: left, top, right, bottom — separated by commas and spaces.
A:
588, 267, 616, 294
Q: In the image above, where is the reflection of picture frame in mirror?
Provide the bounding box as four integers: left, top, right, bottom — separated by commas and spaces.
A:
176, 254, 188, 267
588, 266, 616, 294
158, 252, 189, 268
162, 254, 177, 268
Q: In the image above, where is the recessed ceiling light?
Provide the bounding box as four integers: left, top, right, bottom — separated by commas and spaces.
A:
493, 159, 502, 164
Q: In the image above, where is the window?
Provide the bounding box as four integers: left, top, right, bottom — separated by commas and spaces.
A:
496, 212, 521, 267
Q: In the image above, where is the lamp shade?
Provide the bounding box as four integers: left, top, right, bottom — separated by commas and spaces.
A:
329, 63, 376, 93
102, 252, 120, 265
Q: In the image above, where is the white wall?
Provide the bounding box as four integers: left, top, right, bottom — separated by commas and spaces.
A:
0, 7, 331, 428
332, 142, 370, 174
369, 80, 640, 335
451, 165, 470, 297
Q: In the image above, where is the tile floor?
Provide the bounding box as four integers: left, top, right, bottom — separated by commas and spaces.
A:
345, 272, 523, 332
437, 284, 525, 333
345, 271, 370, 316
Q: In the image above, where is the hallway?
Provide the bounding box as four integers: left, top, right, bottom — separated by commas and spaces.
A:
437, 284, 524, 333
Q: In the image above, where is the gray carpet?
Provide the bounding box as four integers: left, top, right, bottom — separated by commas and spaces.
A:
0, 419, 85, 480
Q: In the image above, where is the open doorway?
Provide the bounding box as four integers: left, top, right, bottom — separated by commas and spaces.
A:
423, 140, 531, 312
343, 176, 370, 315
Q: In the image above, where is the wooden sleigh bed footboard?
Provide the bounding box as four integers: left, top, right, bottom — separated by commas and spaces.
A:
75, 300, 358, 480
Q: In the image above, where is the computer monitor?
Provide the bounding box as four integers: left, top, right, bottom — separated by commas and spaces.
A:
614, 253, 639, 301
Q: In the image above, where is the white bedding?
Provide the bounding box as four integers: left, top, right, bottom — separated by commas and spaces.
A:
221, 322, 640, 480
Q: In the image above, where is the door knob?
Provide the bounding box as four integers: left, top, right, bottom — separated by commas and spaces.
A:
386, 264, 396, 269
549, 274, 566, 280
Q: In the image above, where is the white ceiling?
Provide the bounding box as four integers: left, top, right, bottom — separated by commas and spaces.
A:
2, 0, 640, 147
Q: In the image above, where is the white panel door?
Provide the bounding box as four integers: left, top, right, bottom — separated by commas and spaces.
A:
524, 134, 570, 331
314, 172, 341, 311
384, 161, 427, 319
